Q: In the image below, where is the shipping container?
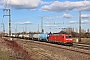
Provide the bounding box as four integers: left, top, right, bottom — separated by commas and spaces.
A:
29, 34, 34, 39
24, 34, 29, 39
19, 34, 24, 38
33, 34, 40, 40
40, 34, 49, 41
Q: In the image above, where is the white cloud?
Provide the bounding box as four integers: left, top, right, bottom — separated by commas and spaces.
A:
43, 17, 54, 20
44, 22, 62, 25
16, 22, 24, 24
0, 0, 3, 3
1, 0, 90, 11
69, 20, 78, 24
0, 5, 4, 8
56, 13, 73, 19
45, 25, 57, 27
81, 20, 90, 24
81, 14, 90, 18
45, 25, 51, 27
23, 21, 33, 24
0, 0, 41, 9
68, 20, 90, 24
16, 21, 33, 24
40, 1, 52, 5
56, 16, 62, 18
62, 13, 73, 19
41, 1, 90, 12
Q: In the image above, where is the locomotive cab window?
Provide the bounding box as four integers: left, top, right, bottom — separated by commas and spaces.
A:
66, 36, 71, 38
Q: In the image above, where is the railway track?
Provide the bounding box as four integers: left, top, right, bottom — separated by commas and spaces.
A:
73, 43, 90, 50
12, 37, 90, 50
5, 37, 90, 56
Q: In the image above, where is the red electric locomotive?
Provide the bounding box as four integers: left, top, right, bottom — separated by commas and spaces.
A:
48, 34, 73, 45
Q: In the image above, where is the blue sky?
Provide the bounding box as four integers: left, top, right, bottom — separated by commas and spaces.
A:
0, 0, 90, 33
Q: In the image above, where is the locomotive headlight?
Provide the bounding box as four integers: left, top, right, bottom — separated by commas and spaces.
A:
70, 39, 72, 40
47, 35, 49, 37
66, 39, 68, 40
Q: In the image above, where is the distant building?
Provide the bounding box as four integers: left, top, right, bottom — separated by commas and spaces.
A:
81, 29, 86, 33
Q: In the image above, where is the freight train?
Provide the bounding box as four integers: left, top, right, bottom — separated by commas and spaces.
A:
5, 33, 73, 46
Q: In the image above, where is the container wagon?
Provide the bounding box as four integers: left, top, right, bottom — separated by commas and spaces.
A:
33, 34, 40, 40
39, 34, 49, 41
24, 34, 29, 39
29, 34, 34, 39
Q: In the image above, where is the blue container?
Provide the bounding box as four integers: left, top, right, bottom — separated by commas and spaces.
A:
40, 34, 49, 41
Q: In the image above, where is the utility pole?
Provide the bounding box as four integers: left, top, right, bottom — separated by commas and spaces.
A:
23, 27, 24, 34
15, 25, 17, 35
1, 19, 5, 34
79, 11, 81, 42
2, 23, 5, 34
1, 21, 5, 37
41, 17, 44, 33
25, 24, 27, 33
3, 9, 11, 37
38, 24, 39, 32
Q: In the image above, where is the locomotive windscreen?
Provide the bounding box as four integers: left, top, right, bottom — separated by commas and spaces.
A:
66, 36, 71, 38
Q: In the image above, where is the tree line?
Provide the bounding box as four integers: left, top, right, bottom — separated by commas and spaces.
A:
58, 31, 90, 38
